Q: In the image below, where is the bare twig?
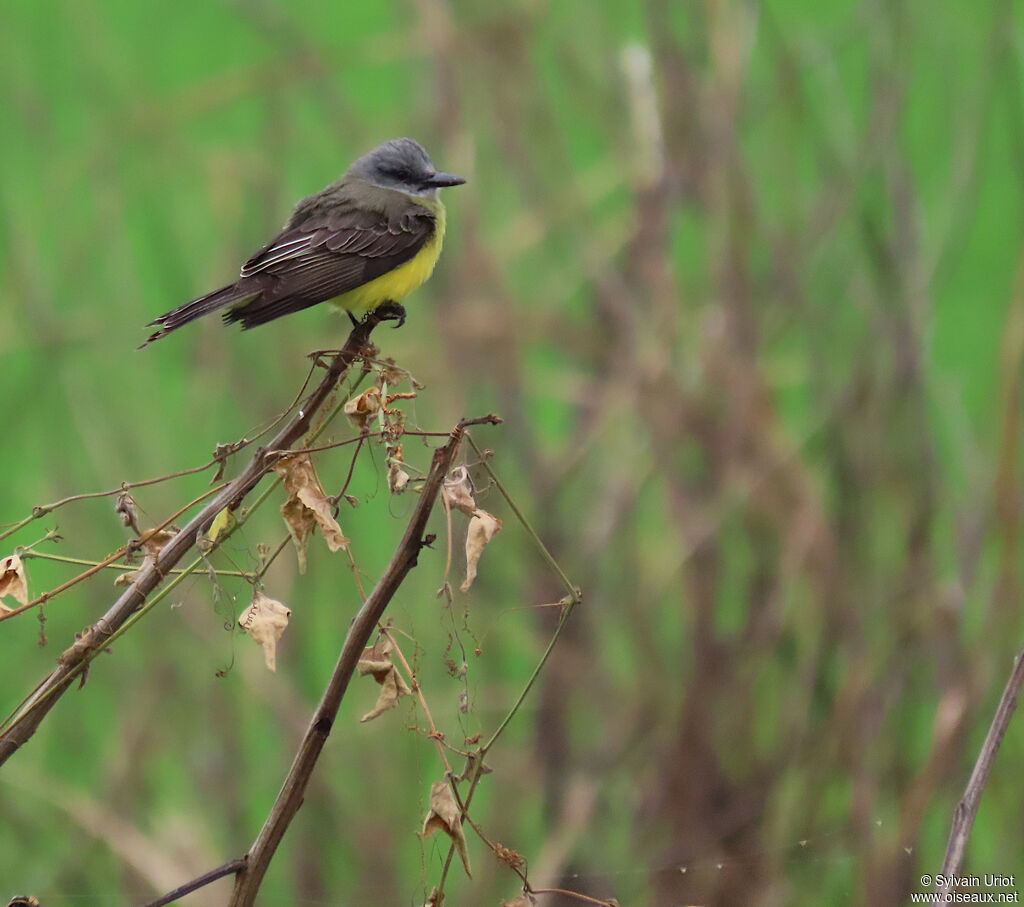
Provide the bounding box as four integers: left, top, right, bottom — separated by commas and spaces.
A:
465, 434, 579, 602
0, 314, 390, 767
934, 640, 1024, 903
19, 549, 251, 579
139, 858, 247, 907
526, 886, 619, 906
0, 464, 223, 545
381, 627, 456, 773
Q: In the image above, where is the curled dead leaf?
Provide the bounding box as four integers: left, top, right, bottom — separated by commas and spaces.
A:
443, 466, 477, 516
461, 509, 502, 592
388, 463, 410, 494
280, 498, 315, 573
361, 666, 410, 722
501, 896, 536, 907
344, 387, 382, 430
456, 751, 493, 782
115, 492, 141, 535
0, 555, 29, 610
141, 527, 177, 558
357, 639, 411, 721
387, 444, 410, 494
357, 638, 396, 679
114, 557, 150, 587
275, 454, 349, 562
238, 592, 291, 671
422, 780, 471, 877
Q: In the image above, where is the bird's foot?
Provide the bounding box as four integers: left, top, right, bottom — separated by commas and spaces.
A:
371, 301, 407, 329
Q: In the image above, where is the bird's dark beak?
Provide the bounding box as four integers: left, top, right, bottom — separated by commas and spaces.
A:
424, 171, 466, 188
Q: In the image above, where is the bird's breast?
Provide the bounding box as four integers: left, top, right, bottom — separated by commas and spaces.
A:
329, 202, 446, 315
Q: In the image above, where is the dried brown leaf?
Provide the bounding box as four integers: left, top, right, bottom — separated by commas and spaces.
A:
501, 895, 536, 906
114, 526, 177, 587
422, 780, 471, 877
238, 592, 291, 671
357, 639, 410, 721
275, 454, 349, 557
388, 464, 410, 494
115, 492, 140, 535
143, 527, 177, 556
0, 555, 29, 609
114, 557, 150, 587
443, 466, 477, 516
461, 509, 502, 592
361, 667, 411, 722
280, 497, 315, 573
357, 638, 396, 680
344, 387, 382, 430
456, 751, 493, 782
388, 444, 410, 494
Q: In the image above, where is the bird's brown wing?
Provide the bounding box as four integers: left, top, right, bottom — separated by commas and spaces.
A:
225, 203, 436, 328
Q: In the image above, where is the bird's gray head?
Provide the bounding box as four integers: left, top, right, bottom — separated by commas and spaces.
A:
346, 138, 466, 199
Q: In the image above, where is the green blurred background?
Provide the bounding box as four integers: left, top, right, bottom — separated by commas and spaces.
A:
2, 0, 1023, 904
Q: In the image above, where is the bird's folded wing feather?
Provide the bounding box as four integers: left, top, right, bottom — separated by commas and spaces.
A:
238, 205, 434, 300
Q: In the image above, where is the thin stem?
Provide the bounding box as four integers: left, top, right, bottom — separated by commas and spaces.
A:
526, 887, 619, 906
140, 858, 246, 907
0, 461, 227, 545
252, 535, 293, 584
483, 597, 574, 754
465, 434, 579, 602
381, 628, 453, 775
20, 550, 250, 578
934, 638, 1024, 902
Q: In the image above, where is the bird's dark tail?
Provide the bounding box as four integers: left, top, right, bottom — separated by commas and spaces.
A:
139, 283, 260, 347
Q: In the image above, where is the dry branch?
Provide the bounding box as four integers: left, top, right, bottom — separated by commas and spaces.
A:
227, 413, 499, 905
0, 314, 388, 767
137, 413, 499, 906
934, 640, 1024, 903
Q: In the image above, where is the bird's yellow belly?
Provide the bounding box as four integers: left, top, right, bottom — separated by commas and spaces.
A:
329, 206, 446, 316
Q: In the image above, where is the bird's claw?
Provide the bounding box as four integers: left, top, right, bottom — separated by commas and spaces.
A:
373, 301, 407, 329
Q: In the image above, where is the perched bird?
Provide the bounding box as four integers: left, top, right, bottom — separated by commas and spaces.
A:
141, 138, 464, 346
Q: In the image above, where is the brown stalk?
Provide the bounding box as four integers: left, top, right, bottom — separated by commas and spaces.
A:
139, 412, 499, 906
933, 642, 1024, 904
227, 414, 499, 905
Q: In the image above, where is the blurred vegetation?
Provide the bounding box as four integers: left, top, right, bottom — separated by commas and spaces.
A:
2, 0, 1023, 904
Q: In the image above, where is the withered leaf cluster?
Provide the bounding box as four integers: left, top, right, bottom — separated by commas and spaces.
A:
442, 467, 502, 591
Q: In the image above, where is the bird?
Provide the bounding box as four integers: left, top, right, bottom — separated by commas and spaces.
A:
141, 138, 465, 346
